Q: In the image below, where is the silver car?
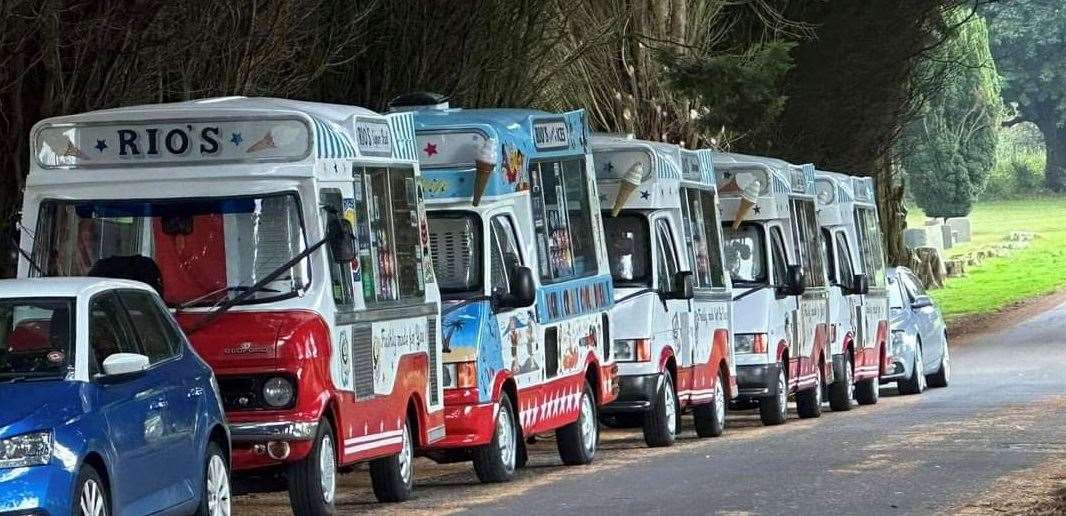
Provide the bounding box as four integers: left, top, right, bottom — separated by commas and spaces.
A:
880, 267, 950, 394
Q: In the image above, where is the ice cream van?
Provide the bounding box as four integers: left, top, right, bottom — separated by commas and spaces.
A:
715, 153, 831, 426
813, 170, 888, 408
19, 97, 445, 512
592, 135, 736, 447
389, 93, 617, 483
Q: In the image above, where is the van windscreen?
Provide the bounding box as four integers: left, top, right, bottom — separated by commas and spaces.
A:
723, 223, 767, 284
603, 213, 651, 287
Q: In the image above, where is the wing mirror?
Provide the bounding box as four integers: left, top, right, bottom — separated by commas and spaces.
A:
101, 353, 150, 378
494, 266, 536, 311
782, 265, 807, 296
327, 218, 357, 263
911, 295, 933, 310
665, 271, 695, 300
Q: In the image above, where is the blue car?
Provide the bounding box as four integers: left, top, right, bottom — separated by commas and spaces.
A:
881, 267, 950, 394
0, 278, 230, 516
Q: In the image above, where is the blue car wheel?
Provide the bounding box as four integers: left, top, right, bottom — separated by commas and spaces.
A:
74, 465, 110, 516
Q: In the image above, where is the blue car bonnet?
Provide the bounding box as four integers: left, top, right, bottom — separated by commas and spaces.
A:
0, 380, 87, 437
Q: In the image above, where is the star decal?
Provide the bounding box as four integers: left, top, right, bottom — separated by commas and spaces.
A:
723, 171, 733, 179
94, 139, 108, 153
230, 133, 243, 146
458, 176, 465, 184
640, 190, 651, 200
605, 161, 614, 173
423, 142, 438, 157
753, 205, 762, 214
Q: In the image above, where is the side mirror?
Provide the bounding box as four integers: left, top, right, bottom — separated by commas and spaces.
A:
101, 352, 150, 377
850, 273, 870, 295
327, 218, 357, 263
783, 265, 807, 296
911, 295, 933, 310
666, 271, 694, 300
495, 267, 536, 310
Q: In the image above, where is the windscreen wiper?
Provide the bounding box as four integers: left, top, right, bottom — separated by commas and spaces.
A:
185, 235, 332, 333
175, 285, 281, 311
733, 284, 770, 301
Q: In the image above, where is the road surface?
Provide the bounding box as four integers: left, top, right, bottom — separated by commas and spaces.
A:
234, 299, 1066, 515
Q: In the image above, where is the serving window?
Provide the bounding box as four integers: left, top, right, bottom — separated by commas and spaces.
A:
530, 158, 598, 283
354, 166, 426, 306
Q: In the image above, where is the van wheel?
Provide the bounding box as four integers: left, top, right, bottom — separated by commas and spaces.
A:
73, 465, 110, 516
369, 419, 414, 502
828, 354, 854, 411
693, 370, 727, 437
288, 423, 337, 515
796, 372, 823, 419
758, 367, 788, 426
473, 392, 518, 483
927, 342, 950, 388
898, 343, 926, 395
556, 381, 598, 465
195, 442, 231, 516
642, 373, 679, 447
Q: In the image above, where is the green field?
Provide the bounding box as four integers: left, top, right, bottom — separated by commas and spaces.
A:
906, 198, 1066, 319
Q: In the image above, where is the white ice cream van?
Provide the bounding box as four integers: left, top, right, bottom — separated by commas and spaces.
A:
813, 170, 888, 408
19, 97, 445, 511
715, 153, 832, 426
593, 135, 736, 446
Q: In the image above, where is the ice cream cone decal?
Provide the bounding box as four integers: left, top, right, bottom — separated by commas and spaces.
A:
611, 162, 645, 217
246, 130, 277, 153
731, 174, 762, 230
473, 137, 499, 206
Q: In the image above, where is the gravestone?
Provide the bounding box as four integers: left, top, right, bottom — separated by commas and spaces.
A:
904, 224, 945, 251
946, 217, 971, 243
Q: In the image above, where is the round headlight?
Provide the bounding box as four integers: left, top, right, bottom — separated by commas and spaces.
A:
262, 377, 295, 408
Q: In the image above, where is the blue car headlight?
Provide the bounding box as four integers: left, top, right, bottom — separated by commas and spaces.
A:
0, 431, 53, 468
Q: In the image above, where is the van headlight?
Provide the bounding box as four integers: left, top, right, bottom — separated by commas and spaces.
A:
262, 377, 295, 408
0, 431, 53, 468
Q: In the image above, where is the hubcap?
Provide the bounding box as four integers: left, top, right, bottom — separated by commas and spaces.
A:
664, 379, 677, 435
497, 404, 516, 470
319, 434, 336, 504
815, 375, 823, 405
942, 345, 950, 380
580, 391, 596, 454
79, 478, 106, 516
776, 370, 787, 416
399, 423, 414, 485
714, 376, 726, 424
846, 358, 854, 401
915, 347, 926, 390
206, 454, 231, 516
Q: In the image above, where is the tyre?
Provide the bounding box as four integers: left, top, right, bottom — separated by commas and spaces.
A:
196, 441, 231, 516
642, 373, 679, 447
73, 465, 110, 516
828, 353, 854, 411
898, 342, 927, 395
927, 341, 950, 388
796, 370, 823, 419
369, 418, 415, 502
472, 392, 518, 483
693, 370, 727, 438
758, 366, 788, 426
556, 381, 598, 465
288, 423, 337, 515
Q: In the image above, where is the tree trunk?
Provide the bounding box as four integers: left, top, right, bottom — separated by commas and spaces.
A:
1040, 121, 1066, 193
876, 159, 910, 266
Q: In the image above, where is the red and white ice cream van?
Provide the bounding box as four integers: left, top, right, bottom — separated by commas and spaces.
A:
715, 153, 832, 425
593, 135, 737, 446
813, 170, 888, 408
19, 97, 445, 512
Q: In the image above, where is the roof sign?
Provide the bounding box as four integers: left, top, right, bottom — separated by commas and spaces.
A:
35, 118, 310, 169
353, 118, 393, 157
532, 119, 569, 150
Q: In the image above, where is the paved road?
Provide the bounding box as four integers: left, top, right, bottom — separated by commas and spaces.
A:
235, 300, 1066, 515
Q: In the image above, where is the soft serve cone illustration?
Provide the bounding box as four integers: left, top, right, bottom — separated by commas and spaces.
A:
611, 161, 645, 217
730, 173, 762, 230
472, 137, 499, 207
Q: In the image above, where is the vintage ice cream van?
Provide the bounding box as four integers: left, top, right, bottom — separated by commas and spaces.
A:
592, 135, 736, 447
19, 97, 445, 511
813, 170, 888, 408
390, 93, 617, 483
715, 153, 831, 426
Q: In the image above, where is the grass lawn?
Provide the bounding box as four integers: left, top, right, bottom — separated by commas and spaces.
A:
906, 197, 1066, 319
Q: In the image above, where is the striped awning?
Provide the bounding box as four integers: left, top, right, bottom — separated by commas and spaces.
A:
310, 115, 356, 159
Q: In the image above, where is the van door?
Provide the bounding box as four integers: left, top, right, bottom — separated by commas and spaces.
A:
833, 231, 863, 352
768, 225, 796, 374
654, 217, 691, 375
490, 213, 539, 389
788, 197, 830, 388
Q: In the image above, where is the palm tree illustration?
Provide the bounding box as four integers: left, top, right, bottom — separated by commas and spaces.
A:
443, 317, 467, 351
